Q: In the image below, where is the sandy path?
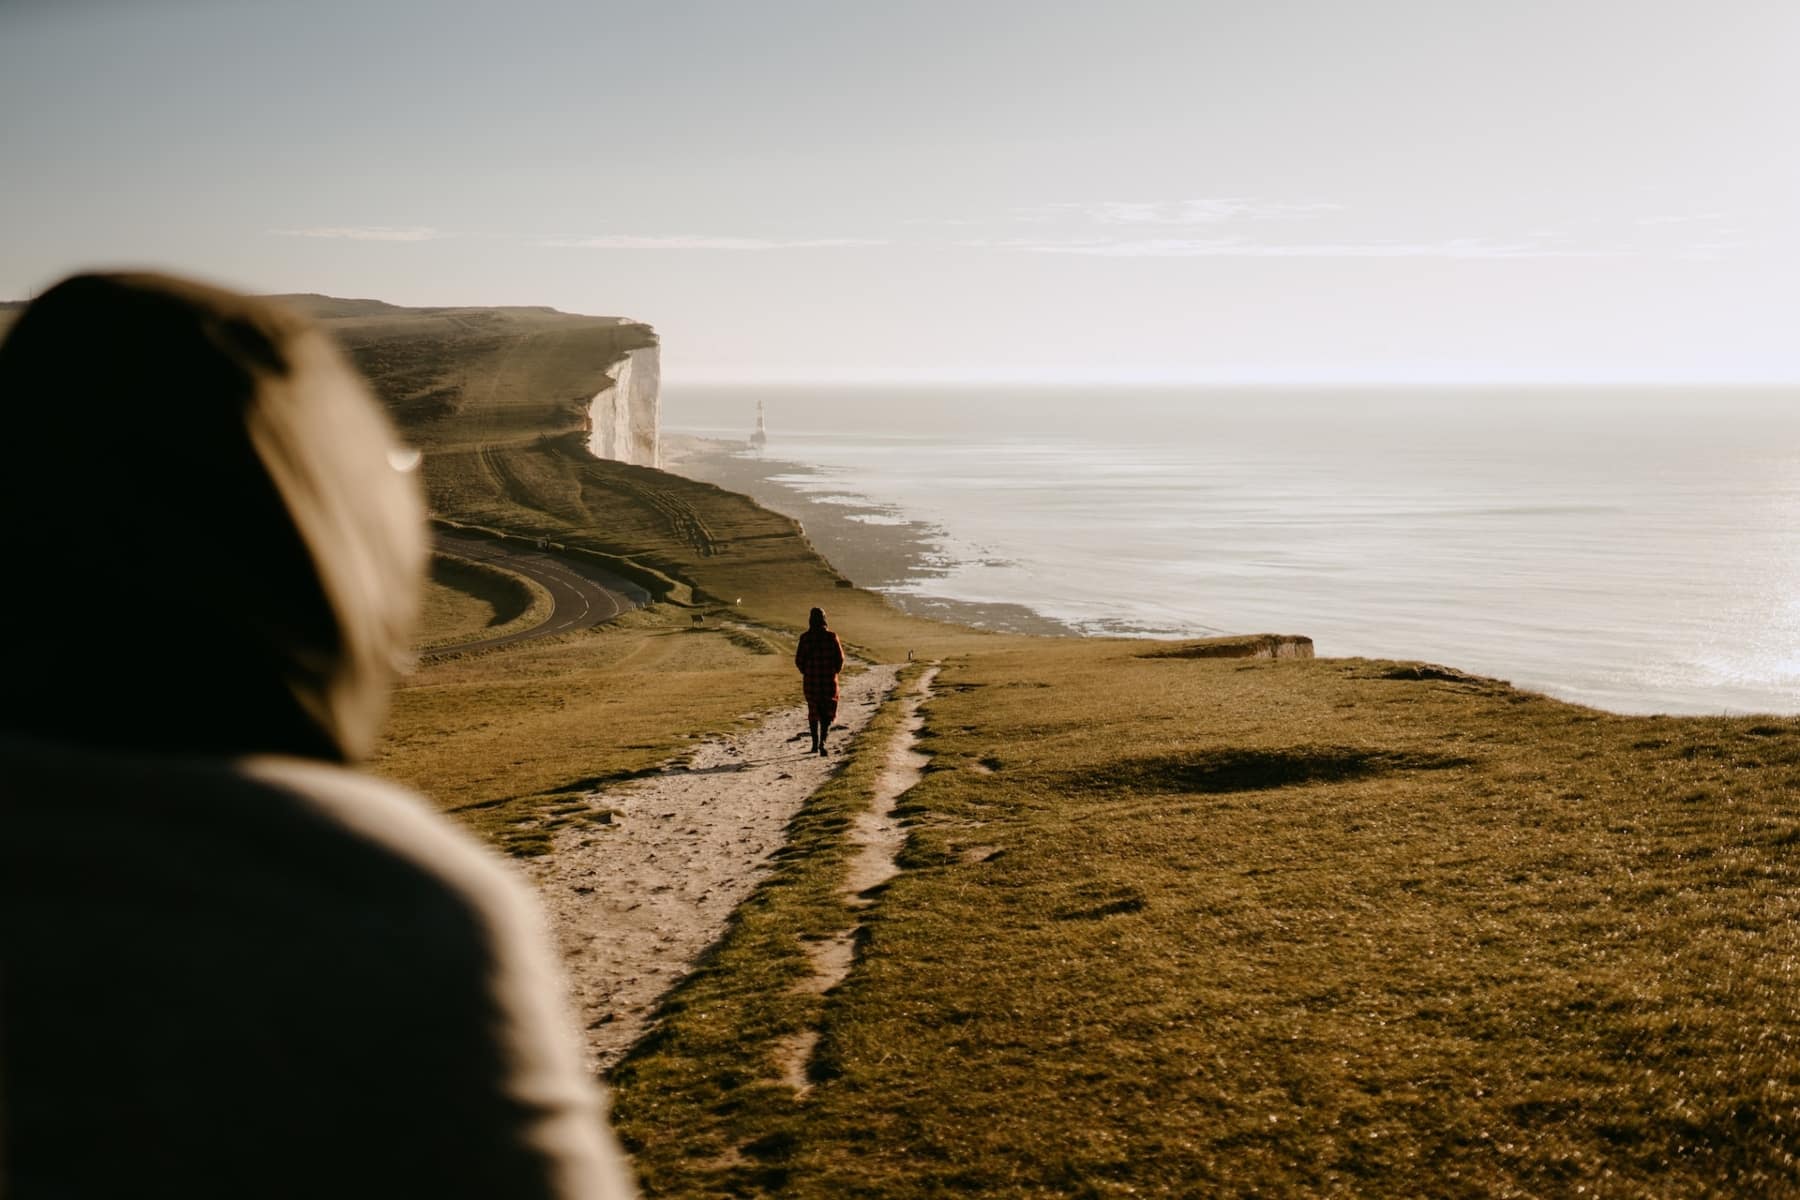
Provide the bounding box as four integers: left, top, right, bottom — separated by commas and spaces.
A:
526, 663, 901, 1071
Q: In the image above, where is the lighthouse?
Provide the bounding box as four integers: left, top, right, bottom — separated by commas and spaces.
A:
749, 399, 768, 449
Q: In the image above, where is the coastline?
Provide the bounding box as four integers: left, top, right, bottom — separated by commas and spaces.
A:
663, 433, 1082, 637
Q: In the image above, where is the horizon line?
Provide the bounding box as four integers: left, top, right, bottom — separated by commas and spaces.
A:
663, 366, 1800, 388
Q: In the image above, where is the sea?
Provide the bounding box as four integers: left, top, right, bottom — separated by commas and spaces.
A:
664, 385, 1800, 717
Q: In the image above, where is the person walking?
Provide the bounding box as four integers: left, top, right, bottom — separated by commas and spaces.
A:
0, 273, 634, 1199
795, 607, 845, 756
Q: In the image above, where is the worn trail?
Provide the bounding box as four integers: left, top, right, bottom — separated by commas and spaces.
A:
525, 664, 901, 1070
777, 665, 939, 1093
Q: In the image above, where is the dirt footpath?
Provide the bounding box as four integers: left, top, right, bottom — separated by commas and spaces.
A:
526, 663, 901, 1070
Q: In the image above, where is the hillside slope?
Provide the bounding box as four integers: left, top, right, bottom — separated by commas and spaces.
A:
311, 299, 994, 656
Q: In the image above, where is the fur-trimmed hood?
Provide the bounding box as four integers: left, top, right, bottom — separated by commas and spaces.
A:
0, 272, 425, 761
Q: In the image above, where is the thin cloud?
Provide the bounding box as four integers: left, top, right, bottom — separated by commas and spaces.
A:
1681, 238, 1752, 261
1632, 213, 1750, 258
1000, 237, 1613, 259
271, 226, 448, 242
1636, 212, 1729, 227
542, 235, 886, 250
1014, 199, 1343, 226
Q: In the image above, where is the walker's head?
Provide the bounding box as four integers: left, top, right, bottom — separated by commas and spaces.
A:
809, 607, 827, 628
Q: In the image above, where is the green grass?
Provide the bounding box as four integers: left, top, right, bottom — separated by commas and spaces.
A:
610, 641, 1800, 1197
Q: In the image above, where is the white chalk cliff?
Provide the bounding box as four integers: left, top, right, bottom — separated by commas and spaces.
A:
587, 343, 661, 468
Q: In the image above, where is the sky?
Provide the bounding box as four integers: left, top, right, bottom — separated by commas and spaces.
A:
3, 0, 1798, 383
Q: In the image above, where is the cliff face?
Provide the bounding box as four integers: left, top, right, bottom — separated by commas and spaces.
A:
293, 298, 658, 465
587, 343, 661, 468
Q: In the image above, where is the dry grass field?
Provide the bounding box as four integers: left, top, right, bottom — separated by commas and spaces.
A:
1, 249, 1788, 1199
330, 294, 998, 861
375, 602, 802, 858
610, 644, 1800, 1198
336, 300, 1800, 1196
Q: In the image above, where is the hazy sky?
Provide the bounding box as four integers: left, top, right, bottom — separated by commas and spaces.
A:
4, 0, 1798, 382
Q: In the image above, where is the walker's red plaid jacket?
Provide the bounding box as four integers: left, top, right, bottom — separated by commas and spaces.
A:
795, 627, 845, 704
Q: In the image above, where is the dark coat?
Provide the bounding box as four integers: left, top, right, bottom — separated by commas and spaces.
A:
795, 625, 846, 704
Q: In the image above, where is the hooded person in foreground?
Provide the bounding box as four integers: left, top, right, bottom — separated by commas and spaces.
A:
0, 273, 635, 1198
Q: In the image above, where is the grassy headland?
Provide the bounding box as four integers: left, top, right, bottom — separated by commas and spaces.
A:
329, 299, 1800, 1195
324, 297, 994, 854
301, 295, 986, 660
611, 644, 1800, 1196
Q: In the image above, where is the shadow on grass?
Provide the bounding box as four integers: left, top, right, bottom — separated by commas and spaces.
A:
1059, 745, 1475, 796
1056, 893, 1147, 921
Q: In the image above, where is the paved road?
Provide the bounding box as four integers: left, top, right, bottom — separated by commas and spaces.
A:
427, 530, 652, 656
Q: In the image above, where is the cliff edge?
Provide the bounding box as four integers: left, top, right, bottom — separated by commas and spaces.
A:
274, 295, 660, 467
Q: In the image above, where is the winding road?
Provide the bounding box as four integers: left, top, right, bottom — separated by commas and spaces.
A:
427, 530, 652, 656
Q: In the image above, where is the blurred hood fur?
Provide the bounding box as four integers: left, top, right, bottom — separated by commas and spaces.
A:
0, 272, 425, 761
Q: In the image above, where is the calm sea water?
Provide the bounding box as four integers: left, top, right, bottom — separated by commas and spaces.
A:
666, 385, 1800, 716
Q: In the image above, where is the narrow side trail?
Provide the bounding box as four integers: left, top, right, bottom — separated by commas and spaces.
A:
526, 663, 901, 1071
777, 665, 939, 1092
842, 665, 939, 900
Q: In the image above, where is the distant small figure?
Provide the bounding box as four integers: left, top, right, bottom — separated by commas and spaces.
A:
907, 649, 915, 662
795, 606, 845, 756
